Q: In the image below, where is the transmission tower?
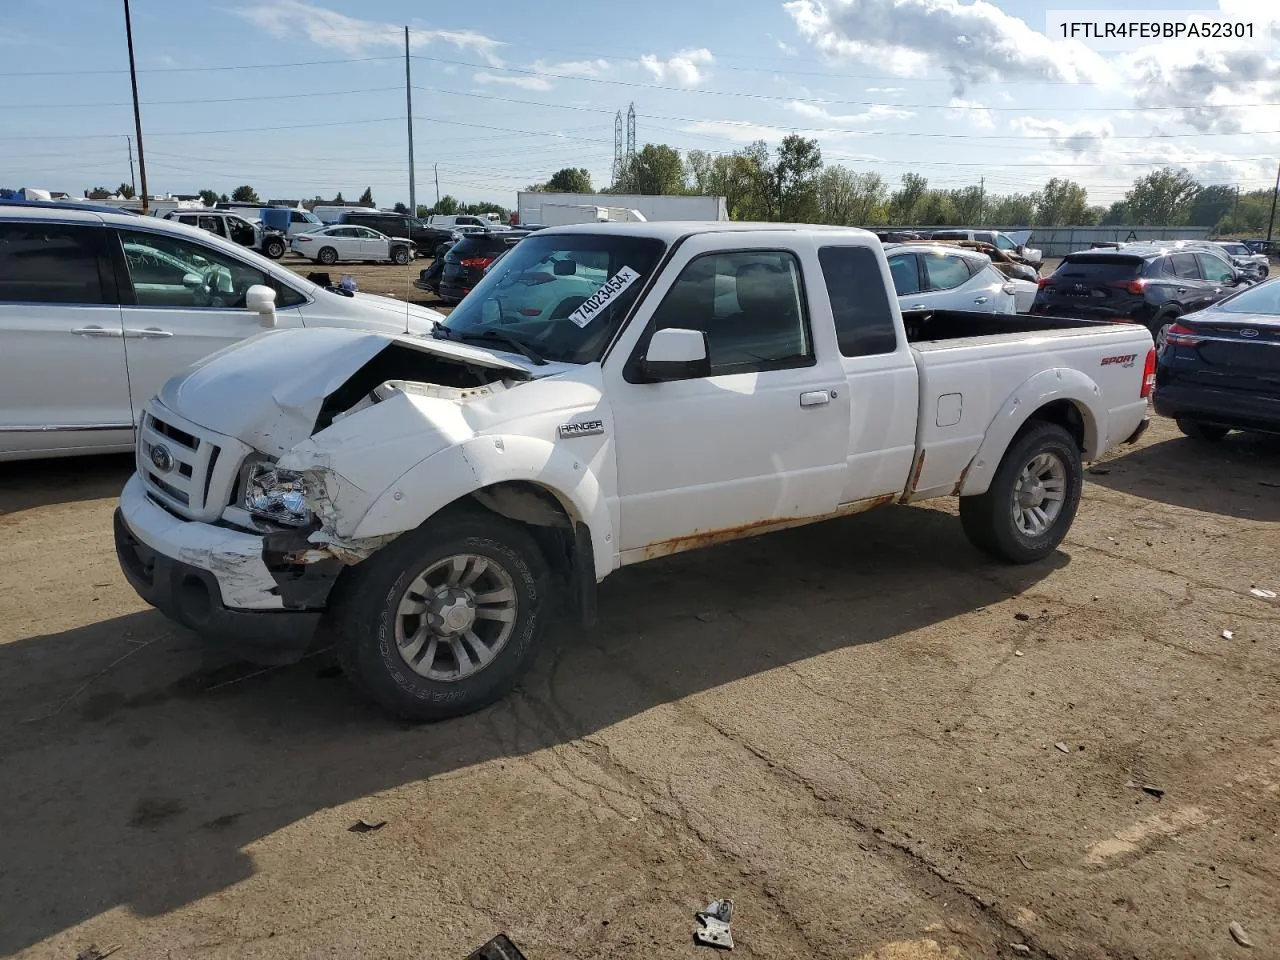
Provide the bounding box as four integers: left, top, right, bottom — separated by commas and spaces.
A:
626, 102, 636, 165
612, 110, 624, 186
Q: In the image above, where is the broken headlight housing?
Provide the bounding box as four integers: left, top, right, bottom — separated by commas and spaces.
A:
241, 461, 312, 527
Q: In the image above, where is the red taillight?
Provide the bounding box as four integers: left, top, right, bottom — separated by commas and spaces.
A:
1140, 347, 1157, 399
1108, 278, 1147, 295
1037, 277, 1054, 288
460, 257, 494, 269
1163, 322, 1203, 347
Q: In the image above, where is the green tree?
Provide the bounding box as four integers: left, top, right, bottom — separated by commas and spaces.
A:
432, 195, 461, 216
888, 173, 929, 224
358, 187, 374, 205
85, 185, 112, 200
985, 193, 1037, 226
624, 144, 685, 195
392, 201, 408, 214
733, 140, 776, 220
948, 185, 985, 224
815, 166, 887, 225
1100, 201, 1128, 225
334, 191, 345, 203
1121, 167, 1201, 225
773, 134, 823, 222
545, 167, 593, 193
230, 184, 260, 203
1187, 184, 1237, 228
1034, 178, 1089, 226
218, 193, 230, 203
915, 190, 957, 225
1215, 189, 1272, 235
198, 189, 219, 206
116, 182, 135, 199
1081, 204, 1107, 226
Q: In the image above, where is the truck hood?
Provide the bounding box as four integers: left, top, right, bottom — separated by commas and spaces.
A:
157, 327, 545, 456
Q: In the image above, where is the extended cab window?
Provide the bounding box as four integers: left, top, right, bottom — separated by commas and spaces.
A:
818, 246, 897, 357
649, 250, 812, 374
0, 222, 110, 304
118, 229, 273, 309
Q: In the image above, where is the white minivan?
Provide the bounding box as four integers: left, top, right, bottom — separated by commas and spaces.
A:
0, 201, 446, 461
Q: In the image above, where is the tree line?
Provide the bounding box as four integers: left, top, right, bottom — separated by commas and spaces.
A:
526, 138, 1274, 234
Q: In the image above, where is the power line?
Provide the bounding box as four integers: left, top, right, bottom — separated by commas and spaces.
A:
0, 86, 403, 110
0, 54, 399, 78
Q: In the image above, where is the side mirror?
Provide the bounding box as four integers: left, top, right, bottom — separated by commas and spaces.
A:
1016, 244, 1025, 255
245, 284, 277, 327
553, 258, 577, 276
182, 272, 203, 290
641, 327, 710, 381
1001, 282, 1017, 296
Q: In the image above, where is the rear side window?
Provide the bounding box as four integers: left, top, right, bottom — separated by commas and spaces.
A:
451, 237, 484, 258
818, 246, 897, 357
0, 221, 110, 304
922, 253, 972, 291
1165, 253, 1200, 279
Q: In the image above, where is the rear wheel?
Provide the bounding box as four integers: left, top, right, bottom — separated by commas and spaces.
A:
330, 510, 551, 721
959, 422, 1083, 564
1150, 311, 1179, 351
1177, 418, 1229, 442
317, 246, 338, 266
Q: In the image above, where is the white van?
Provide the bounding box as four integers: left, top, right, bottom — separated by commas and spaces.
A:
313, 205, 378, 225
426, 214, 494, 230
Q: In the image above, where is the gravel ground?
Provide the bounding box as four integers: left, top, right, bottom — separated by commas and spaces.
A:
1, 406, 1277, 957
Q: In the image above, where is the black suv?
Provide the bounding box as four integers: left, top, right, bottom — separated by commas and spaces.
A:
439, 231, 528, 303
1031, 245, 1248, 347
337, 211, 453, 257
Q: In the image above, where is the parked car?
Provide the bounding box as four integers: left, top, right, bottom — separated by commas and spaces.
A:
1241, 239, 1274, 256
0, 202, 445, 460
216, 204, 323, 236
1200, 240, 1269, 280
927, 229, 1042, 268
290, 224, 414, 265
438, 230, 529, 303
884, 244, 1018, 314
113, 221, 1153, 720
1031, 245, 1250, 348
338, 211, 454, 256
1152, 276, 1280, 441
164, 209, 288, 260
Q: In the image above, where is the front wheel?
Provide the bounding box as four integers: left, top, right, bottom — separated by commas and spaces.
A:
263, 237, 286, 259
1177, 418, 1229, 442
329, 510, 550, 721
959, 422, 1083, 564
391, 246, 410, 265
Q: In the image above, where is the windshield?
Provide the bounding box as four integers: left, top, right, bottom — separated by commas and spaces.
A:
440, 232, 666, 364
1214, 277, 1280, 314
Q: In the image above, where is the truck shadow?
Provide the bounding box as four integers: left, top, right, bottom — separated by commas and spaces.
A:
0, 504, 1063, 955
1088, 429, 1280, 522
0, 453, 134, 514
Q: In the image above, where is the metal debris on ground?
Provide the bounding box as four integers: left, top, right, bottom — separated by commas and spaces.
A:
1055, 742, 1070, 754
464, 933, 529, 960
1014, 650, 1024, 657
1229, 920, 1254, 948
1141, 785, 1165, 799
1222, 630, 1235, 640
348, 819, 387, 833
1249, 587, 1277, 599
1010, 944, 1031, 956
75, 947, 121, 960
1014, 612, 1031, 622
694, 898, 734, 950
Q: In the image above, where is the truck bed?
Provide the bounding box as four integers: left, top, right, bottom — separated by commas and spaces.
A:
900, 308, 1117, 344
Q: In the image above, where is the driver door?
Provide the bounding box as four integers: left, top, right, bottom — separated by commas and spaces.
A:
112, 227, 303, 415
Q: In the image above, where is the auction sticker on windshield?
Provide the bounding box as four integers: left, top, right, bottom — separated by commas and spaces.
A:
567, 266, 641, 328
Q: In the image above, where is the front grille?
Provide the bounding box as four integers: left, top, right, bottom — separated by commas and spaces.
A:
136, 404, 248, 522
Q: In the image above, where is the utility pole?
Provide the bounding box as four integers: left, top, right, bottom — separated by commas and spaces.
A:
434, 163, 440, 205
1269, 161, 1280, 243
122, 0, 149, 213
126, 136, 136, 196
979, 176, 985, 224
404, 26, 416, 218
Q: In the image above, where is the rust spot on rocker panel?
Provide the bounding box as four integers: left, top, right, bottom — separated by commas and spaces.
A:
633, 494, 897, 562
951, 456, 977, 497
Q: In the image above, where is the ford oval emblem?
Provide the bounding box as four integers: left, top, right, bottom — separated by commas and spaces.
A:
1240, 328, 1259, 338
150, 443, 174, 473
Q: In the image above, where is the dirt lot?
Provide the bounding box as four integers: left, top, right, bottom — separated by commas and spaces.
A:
2, 410, 1278, 956
284, 255, 453, 311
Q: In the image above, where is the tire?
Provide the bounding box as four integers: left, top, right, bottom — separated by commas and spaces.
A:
1149, 311, 1179, 351
263, 237, 286, 260
1177, 418, 1229, 442
391, 246, 410, 265
959, 422, 1083, 564
317, 246, 338, 265
329, 509, 551, 721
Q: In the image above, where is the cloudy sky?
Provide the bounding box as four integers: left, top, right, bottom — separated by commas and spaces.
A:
4, 0, 1278, 208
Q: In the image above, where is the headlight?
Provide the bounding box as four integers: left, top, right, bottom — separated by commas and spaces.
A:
242, 461, 312, 526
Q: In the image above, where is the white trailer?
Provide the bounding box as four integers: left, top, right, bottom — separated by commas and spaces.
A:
537, 203, 646, 226
518, 191, 726, 226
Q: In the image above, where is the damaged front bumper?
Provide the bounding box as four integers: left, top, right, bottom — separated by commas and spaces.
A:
115, 473, 342, 663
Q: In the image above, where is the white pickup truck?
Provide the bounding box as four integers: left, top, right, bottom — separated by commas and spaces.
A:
114, 222, 1154, 720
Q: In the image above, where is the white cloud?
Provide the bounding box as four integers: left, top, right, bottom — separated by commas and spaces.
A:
1010, 117, 1115, 156
865, 86, 905, 94
778, 40, 798, 56
532, 58, 610, 78
787, 101, 915, 124
946, 97, 994, 129
1118, 48, 1280, 134
680, 120, 789, 144
639, 48, 714, 87
473, 71, 552, 91
784, 0, 1111, 92
233, 0, 504, 64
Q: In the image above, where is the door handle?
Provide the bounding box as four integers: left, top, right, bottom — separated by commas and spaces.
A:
800, 390, 832, 407
909, 303, 925, 310
1176, 288, 1187, 294
973, 296, 989, 304
70, 326, 123, 338
124, 328, 174, 338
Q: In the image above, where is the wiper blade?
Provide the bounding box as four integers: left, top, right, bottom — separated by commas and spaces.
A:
452, 330, 548, 366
